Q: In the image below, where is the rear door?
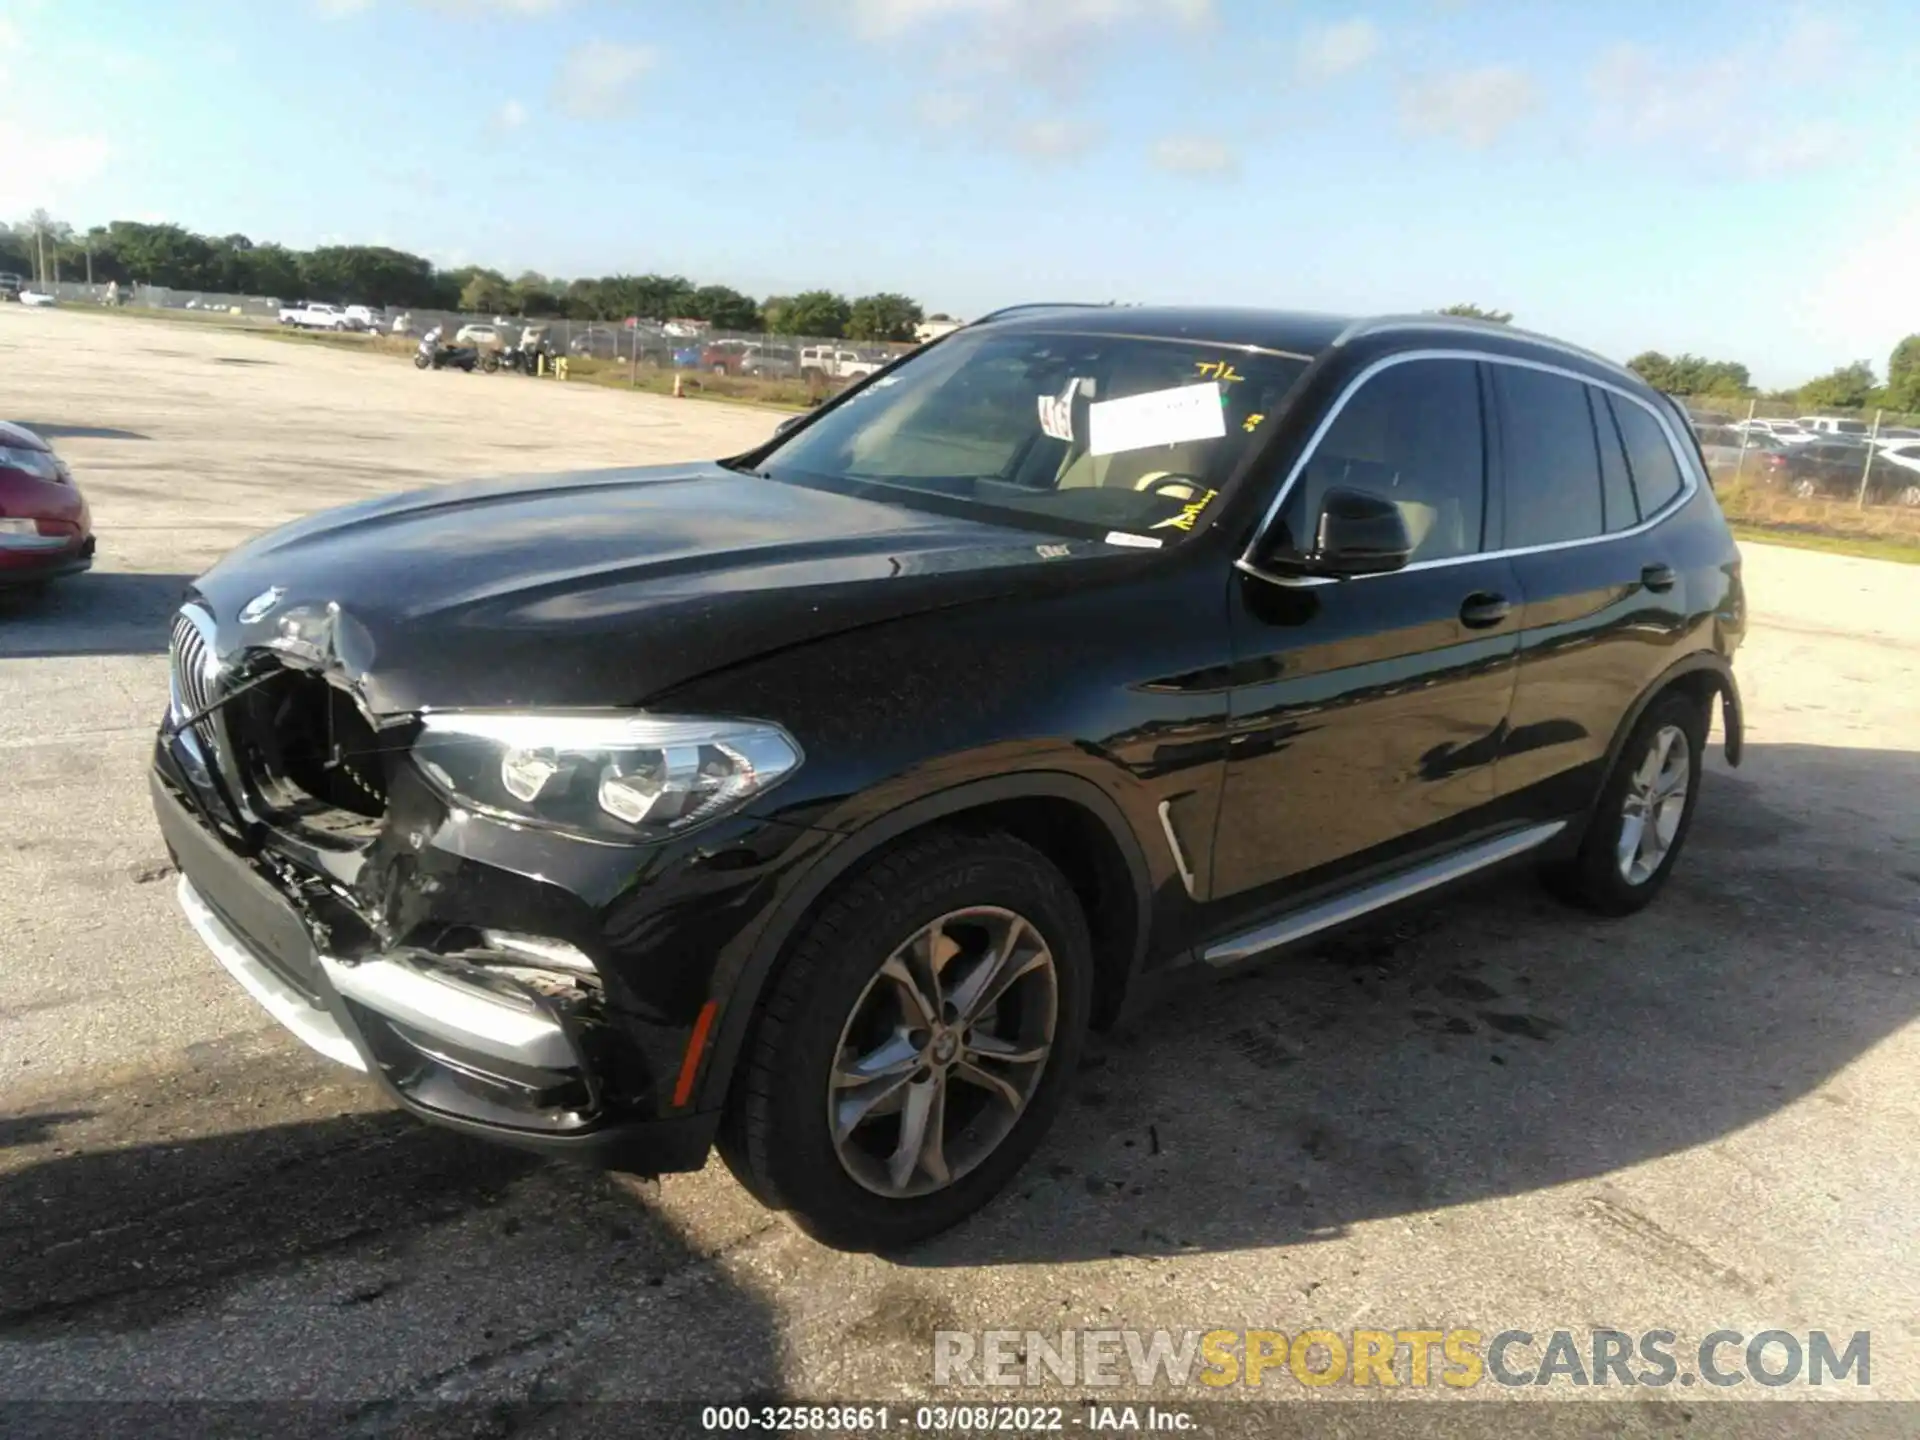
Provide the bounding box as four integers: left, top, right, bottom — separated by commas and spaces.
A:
1492, 362, 1697, 820
1209, 355, 1522, 921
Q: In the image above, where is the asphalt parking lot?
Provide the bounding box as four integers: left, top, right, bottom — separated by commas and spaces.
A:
3, 305, 1918, 1428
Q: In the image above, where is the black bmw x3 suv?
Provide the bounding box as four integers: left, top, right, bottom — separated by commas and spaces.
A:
152, 305, 1744, 1249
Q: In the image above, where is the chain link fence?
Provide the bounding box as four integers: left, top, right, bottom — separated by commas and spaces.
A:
1676, 395, 1920, 550
35, 280, 918, 406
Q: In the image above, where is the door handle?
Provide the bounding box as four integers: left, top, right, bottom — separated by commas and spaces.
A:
1641, 562, 1676, 592
1459, 592, 1511, 628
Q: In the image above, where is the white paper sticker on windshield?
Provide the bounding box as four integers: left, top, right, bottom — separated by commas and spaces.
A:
1087, 381, 1225, 457
1103, 530, 1163, 549
1036, 378, 1083, 443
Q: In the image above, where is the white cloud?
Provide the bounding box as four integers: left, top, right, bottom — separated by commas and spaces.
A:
1149, 134, 1238, 177
845, 0, 1211, 42
1009, 117, 1101, 161
0, 120, 112, 213
1296, 18, 1379, 82
318, 0, 566, 16
495, 97, 528, 130
914, 90, 981, 129
846, 0, 1207, 164
553, 39, 656, 120
1586, 29, 1855, 178
1401, 65, 1538, 148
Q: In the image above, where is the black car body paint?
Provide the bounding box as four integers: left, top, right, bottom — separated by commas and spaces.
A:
150, 306, 1743, 1193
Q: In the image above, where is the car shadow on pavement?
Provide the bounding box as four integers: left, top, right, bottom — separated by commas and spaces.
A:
0, 572, 194, 657
0, 1047, 785, 1419
902, 741, 1920, 1268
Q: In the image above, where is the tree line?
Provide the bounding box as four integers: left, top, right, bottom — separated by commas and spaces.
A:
1438, 303, 1920, 417
0, 214, 936, 342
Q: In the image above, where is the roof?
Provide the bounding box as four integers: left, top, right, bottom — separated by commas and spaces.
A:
972, 303, 1638, 385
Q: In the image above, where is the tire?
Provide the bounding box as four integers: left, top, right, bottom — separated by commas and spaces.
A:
717, 827, 1092, 1251
1900, 483, 1920, 508
1544, 690, 1707, 917
412, 352, 429, 369
1791, 478, 1818, 500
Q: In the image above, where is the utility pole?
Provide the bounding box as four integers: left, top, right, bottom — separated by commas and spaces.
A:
35, 223, 47, 288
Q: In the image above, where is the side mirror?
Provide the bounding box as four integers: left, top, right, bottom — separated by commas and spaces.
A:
773, 414, 804, 437
1300, 487, 1412, 578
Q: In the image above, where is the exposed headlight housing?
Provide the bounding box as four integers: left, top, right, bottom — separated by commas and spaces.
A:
412, 712, 802, 841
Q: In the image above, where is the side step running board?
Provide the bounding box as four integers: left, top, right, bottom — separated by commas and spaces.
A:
1202, 820, 1566, 967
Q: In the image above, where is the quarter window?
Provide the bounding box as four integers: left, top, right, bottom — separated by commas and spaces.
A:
1590, 387, 1640, 534
1608, 393, 1686, 516
1272, 358, 1486, 563
1496, 366, 1604, 547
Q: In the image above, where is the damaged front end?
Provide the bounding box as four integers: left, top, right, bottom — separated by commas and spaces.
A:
152, 598, 685, 1152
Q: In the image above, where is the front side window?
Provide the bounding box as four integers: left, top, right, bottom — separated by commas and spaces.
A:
1497, 366, 1604, 547
1269, 357, 1486, 563
756, 330, 1308, 542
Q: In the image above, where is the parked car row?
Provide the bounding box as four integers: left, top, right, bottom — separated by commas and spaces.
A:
1706, 427, 1920, 504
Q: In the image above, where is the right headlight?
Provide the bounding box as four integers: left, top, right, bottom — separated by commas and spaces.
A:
412, 711, 802, 841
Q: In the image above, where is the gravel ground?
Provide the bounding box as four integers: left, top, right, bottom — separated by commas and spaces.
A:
2, 306, 1917, 1434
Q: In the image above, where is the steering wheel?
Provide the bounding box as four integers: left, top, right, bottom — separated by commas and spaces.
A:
1135, 472, 1206, 502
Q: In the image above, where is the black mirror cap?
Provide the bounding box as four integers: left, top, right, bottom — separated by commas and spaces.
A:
1302, 486, 1413, 578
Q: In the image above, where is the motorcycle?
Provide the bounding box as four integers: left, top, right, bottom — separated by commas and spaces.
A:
499, 340, 556, 376
413, 328, 498, 373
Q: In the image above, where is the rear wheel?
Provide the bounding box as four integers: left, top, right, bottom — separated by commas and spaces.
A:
1545, 690, 1706, 916
1900, 483, 1920, 508
1791, 477, 1819, 499
718, 828, 1091, 1251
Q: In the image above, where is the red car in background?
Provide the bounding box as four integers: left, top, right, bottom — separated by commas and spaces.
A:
0, 421, 94, 587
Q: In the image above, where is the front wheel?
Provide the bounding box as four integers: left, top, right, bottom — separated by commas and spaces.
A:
480, 353, 500, 373
413, 352, 430, 369
718, 828, 1092, 1251
1544, 690, 1706, 916
1791, 477, 1819, 500
1900, 483, 1920, 508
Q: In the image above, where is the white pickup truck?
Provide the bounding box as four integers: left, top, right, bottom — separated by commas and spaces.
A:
799, 345, 885, 382
278, 302, 377, 332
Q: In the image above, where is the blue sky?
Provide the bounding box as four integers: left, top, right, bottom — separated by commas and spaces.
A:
3, 0, 1918, 386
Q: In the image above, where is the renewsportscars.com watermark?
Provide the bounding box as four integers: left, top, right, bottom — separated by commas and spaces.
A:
933, 1328, 1872, 1391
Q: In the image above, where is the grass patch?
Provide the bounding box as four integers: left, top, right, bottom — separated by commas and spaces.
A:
1708, 470, 1920, 563
1728, 524, 1920, 565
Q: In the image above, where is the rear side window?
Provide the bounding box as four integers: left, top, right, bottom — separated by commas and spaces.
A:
1496, 366, 1604, 547
1608, 395, 1687, 516
1589, 389, 1640, 533
1274, 357, 1486, 563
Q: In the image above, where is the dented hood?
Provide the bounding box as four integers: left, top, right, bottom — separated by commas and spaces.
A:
191, 463, 1095, 714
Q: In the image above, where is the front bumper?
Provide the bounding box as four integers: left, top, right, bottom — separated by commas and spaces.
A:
151, 767, 727, 1172
0, 531, 94, 584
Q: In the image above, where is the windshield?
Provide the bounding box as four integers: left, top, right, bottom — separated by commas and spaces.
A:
756, 329, 1311, 543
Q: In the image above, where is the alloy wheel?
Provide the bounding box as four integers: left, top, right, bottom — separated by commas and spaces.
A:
828, 906, 1057, 1199
1617, 723, 1690, 885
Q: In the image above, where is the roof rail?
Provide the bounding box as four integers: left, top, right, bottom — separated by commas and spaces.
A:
969, 302, 1118, 325
1334, 312, 1626, 376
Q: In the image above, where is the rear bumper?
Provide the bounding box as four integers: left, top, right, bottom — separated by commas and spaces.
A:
153, 770, 722, 1173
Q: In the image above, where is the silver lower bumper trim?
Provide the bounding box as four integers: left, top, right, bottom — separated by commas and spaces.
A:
321, 954, 577, 1071
178, 876, 367, 1072
178, 876, 579, 1075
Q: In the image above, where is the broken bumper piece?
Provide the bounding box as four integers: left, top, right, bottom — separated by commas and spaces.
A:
154, 772, 717, 1172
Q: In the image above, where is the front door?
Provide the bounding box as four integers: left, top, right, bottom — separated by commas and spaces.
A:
1209, 355, 1522, 922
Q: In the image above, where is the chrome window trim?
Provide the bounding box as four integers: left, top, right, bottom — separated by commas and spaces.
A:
1236, 347, 1705, 589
